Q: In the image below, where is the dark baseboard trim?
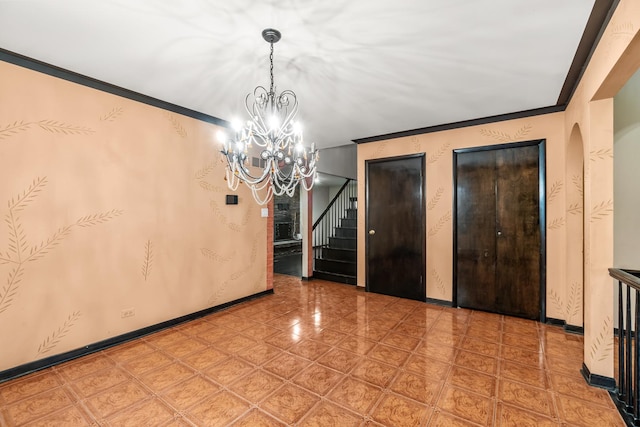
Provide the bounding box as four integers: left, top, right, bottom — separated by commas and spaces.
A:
0, 289, 273, 384
301, 276, 314, 281
564, 324, 585, 335
609, 389, 635, 427
0, 48, 228, 128
581, 363, 616, 390
425, 297, 453, 307
546, 317, 585, 335
546, 317, 564, 327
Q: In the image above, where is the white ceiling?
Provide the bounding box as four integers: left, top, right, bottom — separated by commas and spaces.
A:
0, 0, 596, 149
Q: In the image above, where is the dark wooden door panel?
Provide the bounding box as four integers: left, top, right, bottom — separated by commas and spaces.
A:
366, 156, 425, 301
495, 146, 541, 319
455, 142, 543, 320
456, 150, 497, 311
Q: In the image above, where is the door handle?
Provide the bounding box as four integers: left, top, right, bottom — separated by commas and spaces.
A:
369, 229, 376, 235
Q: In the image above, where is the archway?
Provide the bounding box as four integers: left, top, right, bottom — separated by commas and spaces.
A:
565, 123, 585, 329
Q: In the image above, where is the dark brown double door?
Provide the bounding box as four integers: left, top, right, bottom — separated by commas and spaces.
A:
454, 141, 545, 320
366, 155, 425, 301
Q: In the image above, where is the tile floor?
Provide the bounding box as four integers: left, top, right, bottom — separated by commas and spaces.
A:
0, 275, 625, 426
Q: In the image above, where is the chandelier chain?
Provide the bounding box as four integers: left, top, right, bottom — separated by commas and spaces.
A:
269, 43, 274, 97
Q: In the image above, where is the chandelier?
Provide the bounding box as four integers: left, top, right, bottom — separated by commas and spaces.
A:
218, 28, 319, 205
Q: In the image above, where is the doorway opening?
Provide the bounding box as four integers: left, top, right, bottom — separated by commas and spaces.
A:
273, 186, 302, 276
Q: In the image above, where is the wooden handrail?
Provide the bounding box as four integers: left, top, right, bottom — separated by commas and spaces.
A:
609, 268, 640, 291
312, 178, 353, 230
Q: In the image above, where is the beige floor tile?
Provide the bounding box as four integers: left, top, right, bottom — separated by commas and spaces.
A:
160, 375, 220, 409
232, 408, 287, 426
0, 370, 62, 405
454, 350, 498, 375
186, 391, 250, 425
371, 392, 431, 427
86, 380, 149, 419
447, 365, 496, 397
327, 377, 382, 414
70, 367, 130, 398
351, 358, 398, 388
389, 371, 443, 405
367, 343, 410, 367
436, 385, 494, 426
138, 362, 193, 392
298, 401, 363, 427
3, 387, 74, 426
228, 369, 283, 402
499, 379, 555, 418
316, 347, 360, 373
263, 352, 312, 379
261, 383, 319, 424
292, 363, 344, 395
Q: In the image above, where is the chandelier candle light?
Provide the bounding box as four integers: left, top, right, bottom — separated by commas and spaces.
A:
218, 28, 319, 205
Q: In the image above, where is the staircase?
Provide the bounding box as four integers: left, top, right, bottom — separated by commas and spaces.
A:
313, 182, 357, 285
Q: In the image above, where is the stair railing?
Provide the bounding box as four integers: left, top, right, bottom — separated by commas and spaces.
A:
609, 268, 640, 426
312, 178, 357, 261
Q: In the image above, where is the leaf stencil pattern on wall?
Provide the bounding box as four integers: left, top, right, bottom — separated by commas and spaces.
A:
210, 201, 251, 232
479, 124, 531, 142
36, 311, 81, 356
549, 283, 582, 322
75, 210, 123, 227
590, 316, 613, 363
548, 217, 565, 230
566, 282, 582, 321
430, 269, 446, 294
549, 289, 564, 314
0, 177, 122, 315
589, 148, 613, 161
605, 22, 635, 60
37, 120, 94, 135
427, 187, 444, 211
0, 121, 31, 141
167, 115, 187, 138
141, 240, 153, 281
427, 142, 451, 164
200, 248, 234, 263
199, 181, 225, 193
428, 211, 451, 237
547, 180, 563, 204
567, 203, 583, 215
195, 161, 216, 180
207, 234, 260, 304
0, 119, 94, 140
100, 107, 124, 122
572, 174, 583, 197
590, 200, 613, 222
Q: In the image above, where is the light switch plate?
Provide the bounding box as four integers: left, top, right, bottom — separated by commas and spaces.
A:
261, 208, 269, 218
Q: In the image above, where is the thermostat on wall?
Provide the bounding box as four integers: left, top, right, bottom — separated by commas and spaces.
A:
225, 195, 238, 205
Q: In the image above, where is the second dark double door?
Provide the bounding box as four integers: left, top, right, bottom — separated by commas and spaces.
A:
454, 141, 544, 320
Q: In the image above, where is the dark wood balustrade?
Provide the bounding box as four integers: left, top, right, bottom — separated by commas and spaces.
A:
609, 268, 640, 426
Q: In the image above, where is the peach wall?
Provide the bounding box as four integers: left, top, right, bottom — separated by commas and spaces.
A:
0, 61, 268, 372
563, 0, 640, 378
357, 112, 567, 321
